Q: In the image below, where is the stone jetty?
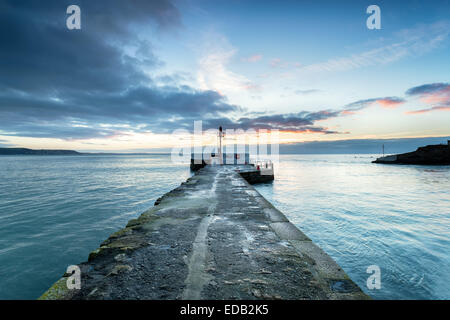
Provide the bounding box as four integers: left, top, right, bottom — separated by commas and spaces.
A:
40, 165, 369, 300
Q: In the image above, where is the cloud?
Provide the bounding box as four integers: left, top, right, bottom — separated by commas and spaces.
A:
200, 110, 345, 134
270, 58, 289, 68
196, 32, 258, 93
241, 54, 263, 63
0, 1, 242, 140
1, 2, 447, 144
0, 86, 240, 138
405, 106, 450, 114
405, 82, 450, 114
2, 1, 181, 41
204, 92, 414, 134
0, 139, 15, 147
343, 97, 405, 112
0, 1, 180, 95
339, 83, 450, 116
298, 21, 449, 75
405, 83, 450, 96
375, 98, 406, 109
294, 89, 320, 95
1, 3, 343, 141
405, 82, 450, 104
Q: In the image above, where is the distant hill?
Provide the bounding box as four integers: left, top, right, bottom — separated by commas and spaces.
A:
0, 148, 81, 155
373, 143, 450, 165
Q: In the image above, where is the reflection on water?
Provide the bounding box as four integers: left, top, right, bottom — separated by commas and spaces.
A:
254, 154, 450, 300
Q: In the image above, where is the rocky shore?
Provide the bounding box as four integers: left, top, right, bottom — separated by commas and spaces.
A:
373, 142, 450, 165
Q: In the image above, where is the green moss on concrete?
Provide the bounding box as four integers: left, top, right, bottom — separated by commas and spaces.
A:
38, 277, 71, 300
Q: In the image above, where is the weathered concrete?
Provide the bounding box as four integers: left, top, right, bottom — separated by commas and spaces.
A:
39, 165, 369, 300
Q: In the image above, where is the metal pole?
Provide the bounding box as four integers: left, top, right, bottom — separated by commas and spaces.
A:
219, 126, 223, 164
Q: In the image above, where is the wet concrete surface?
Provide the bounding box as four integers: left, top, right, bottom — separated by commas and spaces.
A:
40, 165, 369, 300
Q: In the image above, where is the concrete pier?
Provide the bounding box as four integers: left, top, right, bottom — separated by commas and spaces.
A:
40, 165, 369, 300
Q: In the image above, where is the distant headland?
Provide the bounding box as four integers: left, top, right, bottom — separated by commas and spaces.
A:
0, 148, 170, 156
373, 141, 450, 165
0, 148, 81, 155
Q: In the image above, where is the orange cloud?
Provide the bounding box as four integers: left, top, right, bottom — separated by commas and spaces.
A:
376, 98, 405, 109
405, 106, 450, 114
420, 86, 450, 104
405, 83, 450, 114
343, 96, 405, 112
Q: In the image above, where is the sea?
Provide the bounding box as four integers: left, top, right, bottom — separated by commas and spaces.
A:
0, 154, 448, 299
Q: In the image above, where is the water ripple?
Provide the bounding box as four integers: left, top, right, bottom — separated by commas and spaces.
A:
255, 154, 450, 300
0, 154, 190, 300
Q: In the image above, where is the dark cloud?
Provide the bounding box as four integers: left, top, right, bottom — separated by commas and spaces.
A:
2, 0, 181, 35
0, 123, 121, 141
200, 110, 344, 134
0, 0, 174, 94
404, 82, 450, 114
0, 86, 240, 138
0, 1, 241, 139
405, 83, 449, 96
0, 0, 344, 140
344, 97, 405, 111
2, 1, 443, 143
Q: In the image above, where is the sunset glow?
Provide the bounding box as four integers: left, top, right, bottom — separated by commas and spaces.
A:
0, 1, 449, 152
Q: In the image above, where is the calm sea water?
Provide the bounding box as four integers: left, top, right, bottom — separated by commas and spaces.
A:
255, 154, 450, 300
0, 154, 191, 300
0, 154, 448, 299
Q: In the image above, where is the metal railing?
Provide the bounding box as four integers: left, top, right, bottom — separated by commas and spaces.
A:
252, 160, 274, 175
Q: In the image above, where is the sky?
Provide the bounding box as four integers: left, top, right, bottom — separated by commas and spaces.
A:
0, 0, 449, 152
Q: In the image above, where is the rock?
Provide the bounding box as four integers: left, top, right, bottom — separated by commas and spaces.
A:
107, 264, 133, 276
373, 143, 450, 165
114, 253, 127, 262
